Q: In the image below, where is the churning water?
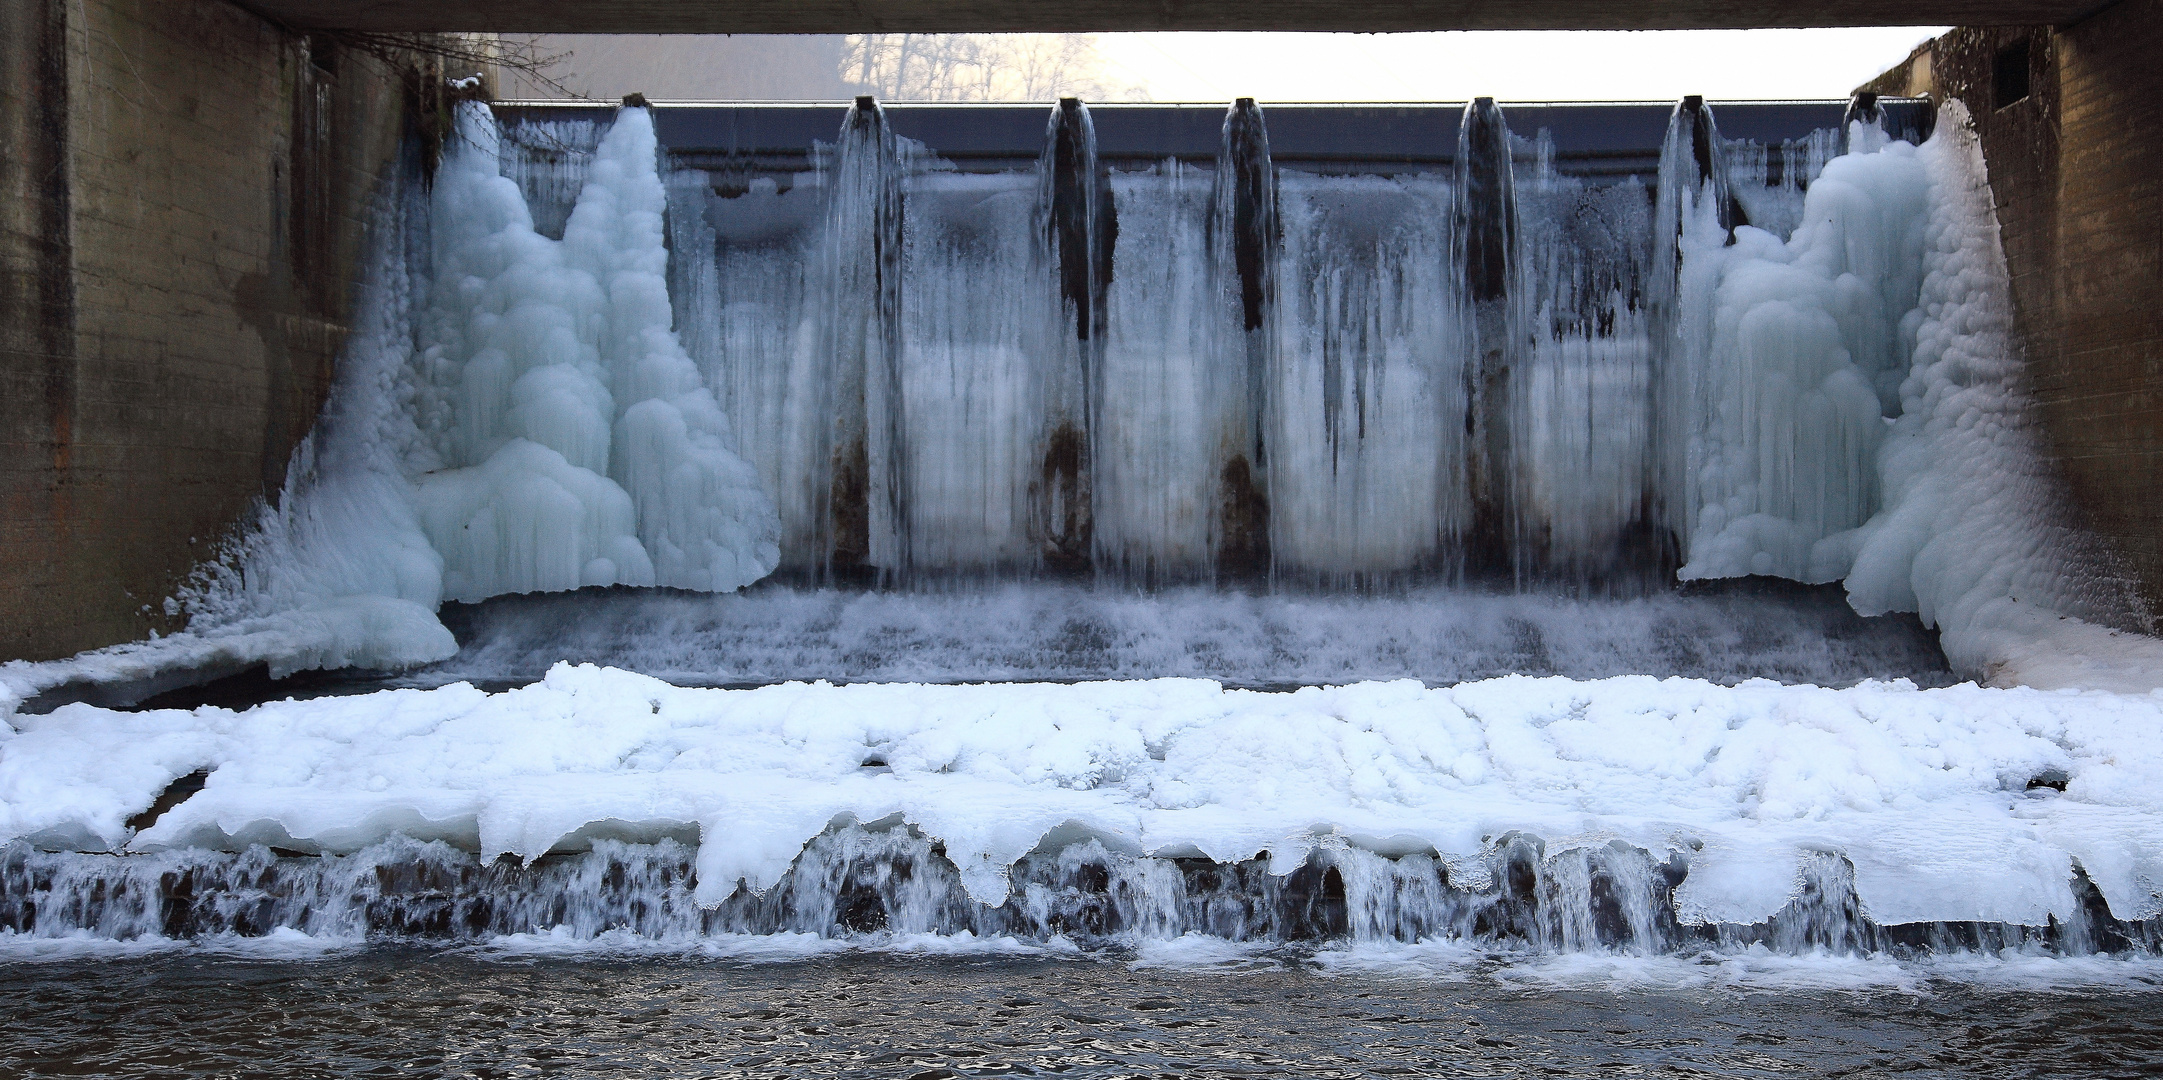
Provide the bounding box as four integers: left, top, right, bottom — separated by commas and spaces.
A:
3, 949, 2161, 1078
189, 577, 1950, 704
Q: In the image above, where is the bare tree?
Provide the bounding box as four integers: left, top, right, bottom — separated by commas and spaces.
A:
493, 35, 858, 100
842, 34, 1148, 102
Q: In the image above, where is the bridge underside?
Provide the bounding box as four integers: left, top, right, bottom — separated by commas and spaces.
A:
237, 0, 2100, 33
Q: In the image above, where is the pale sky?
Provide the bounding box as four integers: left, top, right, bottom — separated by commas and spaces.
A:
1093, 29, 1945, 102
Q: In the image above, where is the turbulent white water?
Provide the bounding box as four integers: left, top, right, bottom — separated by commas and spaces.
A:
412, 581, 1951, 690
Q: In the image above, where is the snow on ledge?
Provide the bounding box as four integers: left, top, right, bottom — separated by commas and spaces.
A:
5, 664, 2160, 929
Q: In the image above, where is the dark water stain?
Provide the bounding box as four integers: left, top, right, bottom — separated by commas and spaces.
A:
1217, 455, 1271, 579
1038, 422, 1092, 575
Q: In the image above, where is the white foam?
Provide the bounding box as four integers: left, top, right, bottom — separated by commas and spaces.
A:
0, 926, 358, 963
471, 927, 1073, 962
1127, 933, 1286, 971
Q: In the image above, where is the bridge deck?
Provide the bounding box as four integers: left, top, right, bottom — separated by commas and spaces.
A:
235, 0, 2100, 33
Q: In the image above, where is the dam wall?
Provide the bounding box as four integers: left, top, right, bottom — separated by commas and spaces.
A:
2, 0, 2159, 666
0, 1, 418, 661
1864, 1, 2163, 613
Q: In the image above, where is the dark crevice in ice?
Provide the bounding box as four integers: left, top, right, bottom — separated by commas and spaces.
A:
124, 770, 212, 834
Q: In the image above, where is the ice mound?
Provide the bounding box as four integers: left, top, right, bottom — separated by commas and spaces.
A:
1675, 103, 2163, 688
1673, 139, 1928, 583
412, 103, 779, 600
1837, 103, 2161, 688
4, 665, 2159, 930
0, 596, 453, 718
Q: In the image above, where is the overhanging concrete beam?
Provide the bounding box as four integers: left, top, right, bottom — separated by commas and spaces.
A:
234, 0, 2102, 34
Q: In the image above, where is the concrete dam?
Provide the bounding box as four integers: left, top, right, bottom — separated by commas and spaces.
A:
4, 0, 2163, 992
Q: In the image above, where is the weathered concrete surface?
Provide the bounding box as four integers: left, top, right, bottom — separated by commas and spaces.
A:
1865, 1, 2163, 614
238, 0, 2094, 33
0, 0, 411, 661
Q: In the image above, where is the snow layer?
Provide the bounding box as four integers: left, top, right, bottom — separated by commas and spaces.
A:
4, 665, 2158, 929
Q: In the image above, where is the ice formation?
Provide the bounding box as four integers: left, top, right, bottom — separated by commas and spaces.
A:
1670, 103, 2158, 686
628, 95, 2163, 687
38, 95, 2131, 696
411, 103, 778, 600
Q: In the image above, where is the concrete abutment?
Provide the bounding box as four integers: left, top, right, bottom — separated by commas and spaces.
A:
1, 0, 428, 660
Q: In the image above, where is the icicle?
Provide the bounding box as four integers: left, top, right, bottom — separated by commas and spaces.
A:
893, 130, 1045, 576
822, 97, 909, 581
1453, 97, 1519, 575
1093, 161, 1234, 583
1674, 96, 1747, 239
566, 105, 781, 593
664, 160, 828, 576
1509, 133, 1665, 585
1035, 98, 1113, 574
1266, 170, 1462, 582
1212, 98, 1277, 579
1650, 96, 1736, 571
1841, 91, 1889, 156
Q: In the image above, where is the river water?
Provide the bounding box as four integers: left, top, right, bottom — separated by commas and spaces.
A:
4, 947, 2159, 1077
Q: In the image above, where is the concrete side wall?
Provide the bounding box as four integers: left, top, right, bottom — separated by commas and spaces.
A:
1865, 0, 2163, 614
0, 1, 411, 661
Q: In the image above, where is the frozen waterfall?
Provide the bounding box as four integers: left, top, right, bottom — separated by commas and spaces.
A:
4, 93, 2153, 702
